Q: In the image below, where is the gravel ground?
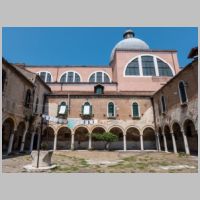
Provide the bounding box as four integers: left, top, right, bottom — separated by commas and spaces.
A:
2, 150, 198, 173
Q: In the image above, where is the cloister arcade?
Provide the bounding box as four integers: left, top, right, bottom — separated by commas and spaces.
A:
2, 117, 198, 156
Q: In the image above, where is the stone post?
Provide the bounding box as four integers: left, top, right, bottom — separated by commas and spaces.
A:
29, 132, 35, 153
123, 134, 127, 151
53, 134, 57, 151
171, 133, 177, 153
163, 133, 168, 152
88, 133, 92, 150
71, 133, 75, 150
20, 122, 29, 152
182, 130, 190, 155
140, 134, 144, 151
156, 133, 161, 151
7, 130, 15, 155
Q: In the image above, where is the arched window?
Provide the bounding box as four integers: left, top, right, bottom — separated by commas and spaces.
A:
107, 102, 115, 118
125, 58, 140, 75
25, 89, 31, 108
2, 69, 6, 91
89, 72, 111, 83
81, 102, 92, 116
37, 72, 52, 82
124, 55, 174, 77
132, 102, 140, 118
94, 84, 104, 94
58, 102, 68, 116
141, 56, 156, 76
157, 58, 173, 77
60, 72, 81, 83
178, 81, 188, 104
161, 95, 166, 113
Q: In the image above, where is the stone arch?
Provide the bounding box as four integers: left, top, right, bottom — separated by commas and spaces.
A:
143, 127, 156, 150
57, 127, 72, 150
41, 126, 55, 150
91, 125, 107, 133
109, 126, 124, 150
164, 124, 173, 152
91, 126, 107, 150
74, 126, 89, 150
172, 122, 185, 153
183, 119, 198, 155
2, 118, 15, 153
126, 126, 140, 150
13, 121, 26, 151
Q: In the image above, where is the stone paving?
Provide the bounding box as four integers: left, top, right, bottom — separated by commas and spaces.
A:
2, 151, 198, 173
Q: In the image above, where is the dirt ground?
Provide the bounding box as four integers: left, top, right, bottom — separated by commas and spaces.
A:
2, 150, 198, 173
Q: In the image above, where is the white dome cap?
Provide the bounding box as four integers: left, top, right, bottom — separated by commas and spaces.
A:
110, 29, 150, 62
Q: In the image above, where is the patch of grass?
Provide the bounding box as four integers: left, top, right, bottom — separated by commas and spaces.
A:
178, 152, 188, 157
123, 156, 137, 162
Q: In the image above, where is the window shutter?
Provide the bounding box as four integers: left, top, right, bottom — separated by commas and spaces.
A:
65, 105, 68, 115
57, 104, 61, 116
90, 105, 93, 115
81, 105, 84, 114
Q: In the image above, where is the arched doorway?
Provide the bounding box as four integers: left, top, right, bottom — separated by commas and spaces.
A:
109, 127, 123, 150
41, 127, 55, 150
2, 118, 15, 153
13, 121, 26, 152
57, 127, 71, 150
164, 125, 173, 152
91, 127, 106, 150
158, 127, 164, 151
126, 127, 140, 150
74, 127, 89, 150
143, 127, 156, 150
183, 119, 198, 155
172, 122, 185, 153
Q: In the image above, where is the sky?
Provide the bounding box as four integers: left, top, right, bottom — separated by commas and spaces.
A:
2, 27, 198, 68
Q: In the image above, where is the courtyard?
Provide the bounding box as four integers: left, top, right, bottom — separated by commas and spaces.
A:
2, 151, 198, 173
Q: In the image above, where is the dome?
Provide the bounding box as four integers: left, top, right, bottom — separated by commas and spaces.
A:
110, 29, 150, 62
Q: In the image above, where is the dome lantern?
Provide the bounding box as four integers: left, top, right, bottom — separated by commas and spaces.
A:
123, 29, 135, 39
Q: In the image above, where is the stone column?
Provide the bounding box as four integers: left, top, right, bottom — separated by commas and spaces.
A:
7, 130, 15, 155
163, 133, 168, 152
29, 132, 35, 153
71, 133, 75, 150
53, 134, 57, 151
123, 134, 127, 151
182, 130, 190, 155
88, 133, 92, 150
20, 123, 29, 152
140, 134, 144, 151
156, 133, 161, 151
171, 133, 177, 153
